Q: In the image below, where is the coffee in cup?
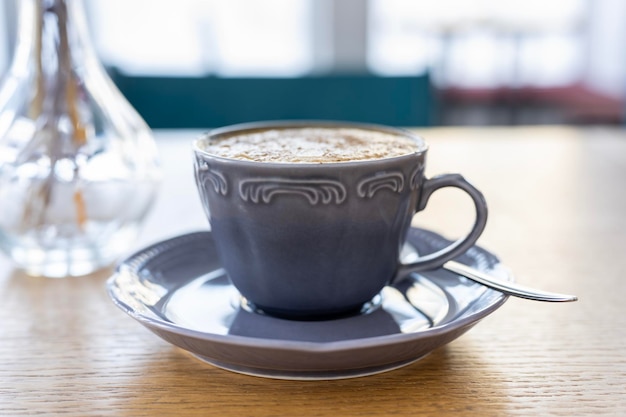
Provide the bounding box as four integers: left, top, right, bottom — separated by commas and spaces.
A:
200, 126, 419, 163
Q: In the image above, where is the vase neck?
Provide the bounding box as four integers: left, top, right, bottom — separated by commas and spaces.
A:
13, 0, 99, 75
9, 0, 105, 133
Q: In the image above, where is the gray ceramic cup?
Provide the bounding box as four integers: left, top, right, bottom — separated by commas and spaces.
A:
193, 121, 487, 319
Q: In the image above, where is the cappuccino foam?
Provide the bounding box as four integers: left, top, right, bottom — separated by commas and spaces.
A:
201, 127, 419, 163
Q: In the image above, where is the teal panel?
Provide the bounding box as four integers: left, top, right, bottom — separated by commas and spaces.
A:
110, 70, 436, 128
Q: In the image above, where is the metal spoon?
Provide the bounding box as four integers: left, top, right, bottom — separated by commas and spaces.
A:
443, 260, 578, 302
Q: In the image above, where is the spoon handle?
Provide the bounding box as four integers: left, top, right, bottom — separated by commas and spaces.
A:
443, 260, 578, 302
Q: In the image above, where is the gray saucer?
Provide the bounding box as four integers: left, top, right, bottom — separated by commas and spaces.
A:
107, 228, 511, 380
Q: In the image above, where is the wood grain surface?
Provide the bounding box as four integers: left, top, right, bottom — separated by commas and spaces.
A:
1, 127, 624, 416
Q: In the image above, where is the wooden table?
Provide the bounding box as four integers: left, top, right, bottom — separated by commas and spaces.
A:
1, 126, 625, 416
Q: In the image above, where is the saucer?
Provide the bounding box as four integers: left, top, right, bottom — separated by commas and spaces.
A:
107, 228, 512, 380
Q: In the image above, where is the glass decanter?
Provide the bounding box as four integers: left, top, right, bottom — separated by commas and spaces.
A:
0, 0, 161, 277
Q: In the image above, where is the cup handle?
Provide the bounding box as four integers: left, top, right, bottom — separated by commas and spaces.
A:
395, 173, 488, 278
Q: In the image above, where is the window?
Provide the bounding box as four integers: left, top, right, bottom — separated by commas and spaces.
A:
2, 0, 624, 105
87, 0, 595, 89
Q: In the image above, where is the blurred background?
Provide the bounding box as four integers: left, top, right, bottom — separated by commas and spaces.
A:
1, 0, 625, 128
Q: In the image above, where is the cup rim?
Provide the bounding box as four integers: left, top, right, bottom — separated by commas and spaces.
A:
192, 120, 428, 167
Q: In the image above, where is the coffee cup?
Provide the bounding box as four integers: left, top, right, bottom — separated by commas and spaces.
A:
193, 121, 487, 319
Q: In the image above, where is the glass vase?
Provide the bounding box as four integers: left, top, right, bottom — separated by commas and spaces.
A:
0, 0, 161, 277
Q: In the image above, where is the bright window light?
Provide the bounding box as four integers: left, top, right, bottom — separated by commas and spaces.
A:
89, 0, 313, 77
367, 0, 587, 87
